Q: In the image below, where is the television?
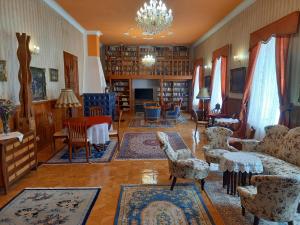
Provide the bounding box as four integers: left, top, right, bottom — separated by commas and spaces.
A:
135, 88, 153, 100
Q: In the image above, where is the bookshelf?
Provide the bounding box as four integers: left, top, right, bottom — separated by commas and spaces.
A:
111, 79, 131, 112
105, 45, 191, 76
157, 80, 191, 111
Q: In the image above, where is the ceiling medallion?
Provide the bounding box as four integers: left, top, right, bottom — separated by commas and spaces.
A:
142, 54, 156, 67
136, 0, 173, 35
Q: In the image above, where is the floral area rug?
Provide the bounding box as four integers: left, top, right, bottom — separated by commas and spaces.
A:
115, 132, 188, 160
129, 118, 173, 128
0, 188, 100, 225
205, 169, 300, 225
114, 184, 216, 225
46, 140, 117, 164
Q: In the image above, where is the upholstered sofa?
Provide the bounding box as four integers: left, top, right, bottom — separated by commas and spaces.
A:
239, 125, 300, 178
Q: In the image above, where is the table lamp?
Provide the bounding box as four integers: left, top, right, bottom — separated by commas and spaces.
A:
55, 89, 81, 118
196, 87, 210, 120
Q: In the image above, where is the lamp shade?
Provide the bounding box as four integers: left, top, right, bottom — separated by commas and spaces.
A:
196, 87, 210, 99
55, 89, 81, 108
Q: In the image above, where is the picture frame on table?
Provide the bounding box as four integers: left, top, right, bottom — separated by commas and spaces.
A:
230, 67, 246, 94
0, 60, 7, 82
30, 67, 47, 101
49, 68, 59, 82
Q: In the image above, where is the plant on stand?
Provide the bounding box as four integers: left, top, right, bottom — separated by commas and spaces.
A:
0, 99, 16, 135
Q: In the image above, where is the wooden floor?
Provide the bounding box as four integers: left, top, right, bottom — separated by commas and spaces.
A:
0, 113, 225, 225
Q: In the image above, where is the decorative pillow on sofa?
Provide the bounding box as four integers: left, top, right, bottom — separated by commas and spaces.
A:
257, 125, 289, 157
277, 127, 300, 167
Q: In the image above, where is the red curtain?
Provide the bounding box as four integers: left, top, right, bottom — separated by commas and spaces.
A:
236, 43, 262, 138
276, 36, 290, 125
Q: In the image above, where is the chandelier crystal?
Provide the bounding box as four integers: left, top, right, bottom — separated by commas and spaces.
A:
136, 0, 173, 35
142, 54, 156, 67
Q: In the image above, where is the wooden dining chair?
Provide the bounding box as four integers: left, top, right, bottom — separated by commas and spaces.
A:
67, 120, 91, 162
109, 110, 123, 150
89, 106, 104, 116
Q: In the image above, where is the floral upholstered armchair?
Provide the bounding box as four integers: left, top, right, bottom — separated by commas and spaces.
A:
237, 175, 300, 225
203, 127, 238, 165
157, 132, 209, 190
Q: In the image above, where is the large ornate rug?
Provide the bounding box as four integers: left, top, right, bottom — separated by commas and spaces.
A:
115, 132, 188, 160
0, 188, 100, 225
47, 140, 117, 164
114, 184, 216, 225
205, 169, 300, 225
129, 118, 173, 128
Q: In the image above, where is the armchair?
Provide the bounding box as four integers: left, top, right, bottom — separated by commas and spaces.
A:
237, 175, 300, 225
165, 105, 181, 123
203, 127, 237, 165
157, 132, 209, 190
144, 106, 161, 122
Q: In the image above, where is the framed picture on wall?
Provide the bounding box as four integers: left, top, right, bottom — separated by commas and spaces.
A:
0, 60, 7, 81
49, 68, 58, 82
230, 67, 246, 94
30, 67, 47, 101
204, 75, 211, 91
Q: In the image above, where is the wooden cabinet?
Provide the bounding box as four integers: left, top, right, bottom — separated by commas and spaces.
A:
0, 131, 37, 194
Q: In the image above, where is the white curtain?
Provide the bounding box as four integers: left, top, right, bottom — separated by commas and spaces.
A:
192, 66, 200, 109
247, 37, 280, 140
210, 58, 222, 110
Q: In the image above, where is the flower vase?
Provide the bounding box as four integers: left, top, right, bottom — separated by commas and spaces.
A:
1, 119, 9, 135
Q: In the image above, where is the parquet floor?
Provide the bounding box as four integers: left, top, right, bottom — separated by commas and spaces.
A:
0, 113, 225, 225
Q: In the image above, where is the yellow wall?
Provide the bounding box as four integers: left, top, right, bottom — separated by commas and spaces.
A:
193, 0, 300, 105
0, 0, 85, 102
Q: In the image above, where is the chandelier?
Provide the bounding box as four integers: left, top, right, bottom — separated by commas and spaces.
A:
136, 0, 173, 35
142, 54, 156, 67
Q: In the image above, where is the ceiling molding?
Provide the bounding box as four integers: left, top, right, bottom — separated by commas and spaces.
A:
43, 0, 86, 34
87, 31, 103, 36
192, 0, 256, 48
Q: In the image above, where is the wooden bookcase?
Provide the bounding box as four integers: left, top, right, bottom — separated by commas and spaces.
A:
106, 45, 193, 113
111, 79, 131, 112
158, 80, 191, 111
105, 45, 191, 76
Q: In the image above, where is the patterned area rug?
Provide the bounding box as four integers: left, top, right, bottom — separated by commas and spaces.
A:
205, 169, 300, 225
0, 188, 100, 225
114, 184, 216, 225
129, 118, 173, 128
47, 140, 117, 164
115, 132, 188, 160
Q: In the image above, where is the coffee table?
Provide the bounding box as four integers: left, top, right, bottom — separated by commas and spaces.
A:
219, 152, 263, 195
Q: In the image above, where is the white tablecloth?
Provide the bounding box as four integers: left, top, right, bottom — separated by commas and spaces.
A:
215, 118, 239, 124
0, 131, 24, 142
219, 152, 263, 173
87, 123, 110, 145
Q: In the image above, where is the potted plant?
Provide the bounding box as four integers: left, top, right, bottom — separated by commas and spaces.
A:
0, 99, 16, 135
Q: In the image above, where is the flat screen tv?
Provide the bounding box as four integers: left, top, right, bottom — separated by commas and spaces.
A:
135, 88, 153, 100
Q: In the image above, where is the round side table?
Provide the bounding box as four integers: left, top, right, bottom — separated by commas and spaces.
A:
220, 152, 263, 195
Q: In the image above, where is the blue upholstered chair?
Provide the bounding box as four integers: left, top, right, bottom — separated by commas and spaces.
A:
165, 105, 181, 123
144, 106, 161, 121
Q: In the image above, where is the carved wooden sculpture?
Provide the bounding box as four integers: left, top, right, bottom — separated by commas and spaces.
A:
16, 33, 35, 132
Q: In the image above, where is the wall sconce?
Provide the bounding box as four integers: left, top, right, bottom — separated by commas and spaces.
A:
233, 54, 246, 63
204, 64, 212, 70
29, 44, 40, 54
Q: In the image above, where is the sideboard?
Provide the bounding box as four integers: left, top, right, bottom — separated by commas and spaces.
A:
0, 130, 37, 194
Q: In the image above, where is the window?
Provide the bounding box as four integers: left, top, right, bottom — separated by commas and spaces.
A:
192, 66, 200, 109
247, 37, 280, 140
210, 58, 222, 110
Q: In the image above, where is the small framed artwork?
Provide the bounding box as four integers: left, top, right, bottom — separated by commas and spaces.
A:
204, 75, 211, 91
0, 60, 7, 81
30, 67, 47, 101
230, 67, 246, 94
49, 68, 58, 82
